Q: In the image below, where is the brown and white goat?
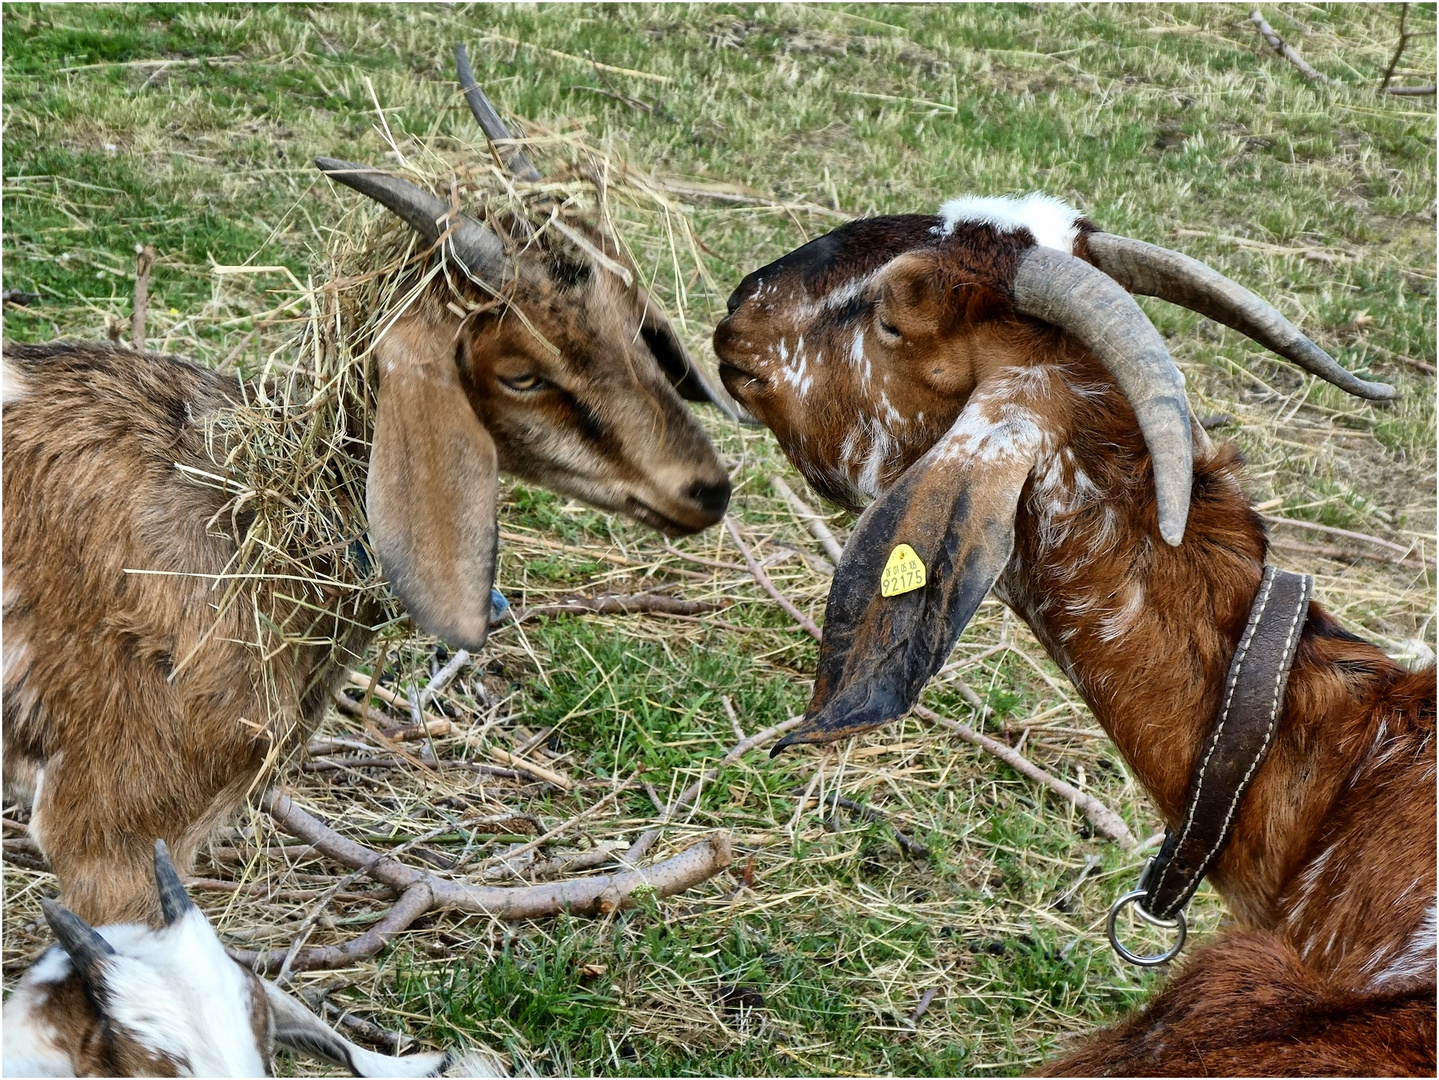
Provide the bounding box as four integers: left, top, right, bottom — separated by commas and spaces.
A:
1, 51, 730, 928
714, 194, 1435, 1074
3, 841, 501, 1077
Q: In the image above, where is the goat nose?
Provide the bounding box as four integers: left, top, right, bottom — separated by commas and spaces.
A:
726, 288, 744, 315
689, 477, 732, 518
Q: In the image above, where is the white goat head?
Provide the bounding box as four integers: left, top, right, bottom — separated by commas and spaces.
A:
2, 842, 500, 1079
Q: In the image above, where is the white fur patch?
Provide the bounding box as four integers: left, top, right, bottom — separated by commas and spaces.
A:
935, 193, 1082, 253
1369, 905, 1437, 991
99, 908, 269, 1076
2, 356, 31, 405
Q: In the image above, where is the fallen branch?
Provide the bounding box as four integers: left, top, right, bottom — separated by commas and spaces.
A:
724, 517, 823, 640
131, 243, 155, 350
770, 475, 844, 566
1379, 3, 1428, 94
1264, 514, 1417, 556
515, 592, 726, 621
1269, 537, 1434, 571
240, 790, 732, 973
1249, 10, 1330, 84
913, 704, 1136, 847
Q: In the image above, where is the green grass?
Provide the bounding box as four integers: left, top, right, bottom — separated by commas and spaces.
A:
3, 4, 1434, 1076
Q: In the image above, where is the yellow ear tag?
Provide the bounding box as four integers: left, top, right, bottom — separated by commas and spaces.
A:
880, 544, 927, 597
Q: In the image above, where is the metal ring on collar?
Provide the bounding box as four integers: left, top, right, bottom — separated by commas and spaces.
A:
1106, 889, 1187, 966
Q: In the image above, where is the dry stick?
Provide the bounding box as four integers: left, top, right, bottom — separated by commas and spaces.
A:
820, 793, 930, 859
913, 704, 1136, 847
724, 517, 823, 640
515, 593, 727, 621
242, 791, 732, 973
1268, 537, 1435, 571
620, 715, 807, 867
1378, 3, 1424, 93
486, 747, 574, 790
1263, 515, 1432, 568
770, 475, 845, 565
1249, 10, 1330, 84
343, 672, 451, 731
131, 244, 155, 350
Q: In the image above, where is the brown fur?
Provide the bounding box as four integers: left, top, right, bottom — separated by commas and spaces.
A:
4, 223, 730, 925
715, 215, 1436, 1074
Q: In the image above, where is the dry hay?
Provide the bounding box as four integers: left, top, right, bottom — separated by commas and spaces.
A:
2, 81, 1432, 1078
187, 124, 745, 766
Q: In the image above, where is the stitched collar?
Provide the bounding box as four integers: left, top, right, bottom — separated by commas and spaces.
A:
1137, 565, 1314, 922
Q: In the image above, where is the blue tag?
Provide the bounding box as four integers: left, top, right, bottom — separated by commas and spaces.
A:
489, 587, 511, 621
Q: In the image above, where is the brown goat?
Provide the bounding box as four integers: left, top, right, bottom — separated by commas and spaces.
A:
2, 54, 731, 930
714, 194, 1434, 1074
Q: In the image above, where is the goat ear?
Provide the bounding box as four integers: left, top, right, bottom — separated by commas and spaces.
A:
366, 313, 498, 652
774, 400, 1045, 753
638, 301, 754, 423
877, 250, 1008, 341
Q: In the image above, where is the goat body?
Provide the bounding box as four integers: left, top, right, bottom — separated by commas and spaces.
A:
2, 75, 730, 926
714, 196, 1435, 1072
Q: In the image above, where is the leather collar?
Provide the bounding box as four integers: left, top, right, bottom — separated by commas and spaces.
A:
1138, 565, 1314, 921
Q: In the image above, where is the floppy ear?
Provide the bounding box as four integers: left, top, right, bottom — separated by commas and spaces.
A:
366, 312, 499, 652
774, 387, 1053, 752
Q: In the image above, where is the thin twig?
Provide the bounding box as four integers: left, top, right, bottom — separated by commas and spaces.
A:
131, 244, 155, 350
620, 715, 807, 866
1249, 10, 1330, 83
913, 704, 1136, 847
1380, 3, 1412, 92
820, 793, 930, 859
724, 517, 823, 640
1263, 514, 1418, 556
770, 475, 845, 565
487, 747, 574, 790
514, 592, 726, 621
419, 649, 470, 709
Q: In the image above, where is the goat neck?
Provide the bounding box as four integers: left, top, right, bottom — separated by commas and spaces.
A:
714, 197, 1434, 999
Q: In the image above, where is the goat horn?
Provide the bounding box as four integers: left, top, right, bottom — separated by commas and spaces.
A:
1086, 232, 1396, 401
41, 898, 116, 975
1012, 245, 1193, 546
456, 43, 542, 182
315, 157, 508, 281
153, 839, 194, 925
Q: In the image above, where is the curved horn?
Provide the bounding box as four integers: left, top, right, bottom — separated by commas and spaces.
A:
315, 157, 508, 281
456, 43, 542, 182
41, 898, 116, 975
1012, 245, 1193, 546
1086, 232, 1395, 401
153, 839, 194, 925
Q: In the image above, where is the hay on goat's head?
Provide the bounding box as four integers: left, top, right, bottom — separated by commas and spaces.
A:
195, 135, 714, 733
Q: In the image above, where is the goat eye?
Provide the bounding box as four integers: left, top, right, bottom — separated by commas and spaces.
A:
877, 317, 902, 340
499, 373, 549, 392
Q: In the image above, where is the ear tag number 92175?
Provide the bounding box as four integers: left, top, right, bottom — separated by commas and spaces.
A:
880, 544, 927, 597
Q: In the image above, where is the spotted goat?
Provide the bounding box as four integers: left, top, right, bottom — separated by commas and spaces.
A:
3, 48, 728, 1074
3, 841, 501, 1077
714, 193, 1434, 1074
